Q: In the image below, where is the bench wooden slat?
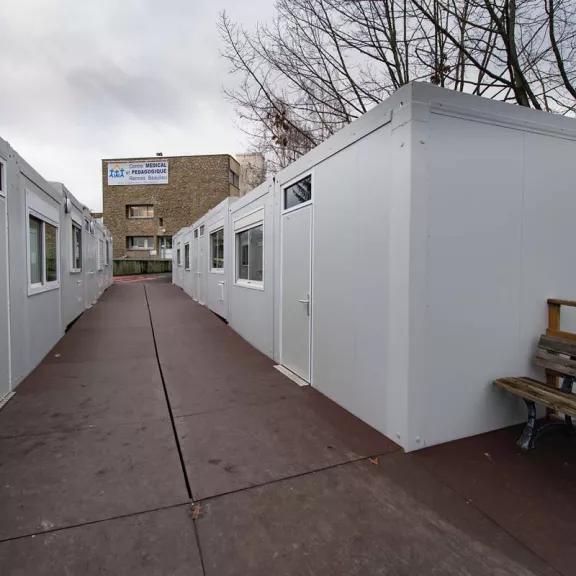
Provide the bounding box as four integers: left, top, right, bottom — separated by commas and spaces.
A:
534, 350, 576, 378
538, 334, 576, 357
494, 377, 576, 417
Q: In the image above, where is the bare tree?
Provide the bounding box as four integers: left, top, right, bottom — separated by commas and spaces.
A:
220, 0, 576, 168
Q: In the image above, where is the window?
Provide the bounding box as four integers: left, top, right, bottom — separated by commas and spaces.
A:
127, 236, 154, 250
184, 243, 190, 270
72, 222, 82, 271
210, 228, 224, 271
229, 169, 240, 188
29, 214, 58, 289
236, 224, 263, 285
159, 217, 164, 227
284, 175, 312, 210
127, 205, 154, 219
0, 159, 5, 197
29, 216, 43, 284
159, 236, 172, 249
194, 229, 198, 238
177, 245, 181, 266
98, 239, 104, 271
105, 240, 110, 266
199, 225, 205, 236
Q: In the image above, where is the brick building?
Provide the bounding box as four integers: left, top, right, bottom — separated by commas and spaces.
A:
102, 154, 240, 259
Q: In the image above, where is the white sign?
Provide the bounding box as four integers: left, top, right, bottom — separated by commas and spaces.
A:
107, 160, 169, 186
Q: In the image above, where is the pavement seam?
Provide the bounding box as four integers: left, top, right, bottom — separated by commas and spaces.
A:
0, 502, 191, 545
413, 456, 564, 576
193, 449, 400, 504
143, 283, 194, 501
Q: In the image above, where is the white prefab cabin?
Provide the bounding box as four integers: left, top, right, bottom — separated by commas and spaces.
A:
204, 197, 235, 320
0, 137, 112, 401
173, 82, 576, 451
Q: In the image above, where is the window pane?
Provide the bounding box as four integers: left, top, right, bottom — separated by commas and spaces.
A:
177, 247, 181, 265
45, 223, 57, 282
211, 229, 224, 270
248, 225, 263, 282
237, 229, 249, 280
128, 205, 154, 218
72, 223, 82, 270
127, 236, 153, 249
284, 175, 311, 210
29, 216, 43, 284
184, 243, 190, 269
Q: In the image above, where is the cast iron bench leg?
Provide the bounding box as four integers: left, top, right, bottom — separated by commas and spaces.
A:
517, 399, 537, 451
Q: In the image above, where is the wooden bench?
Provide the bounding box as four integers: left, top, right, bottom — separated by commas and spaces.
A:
494, 299, 576, 450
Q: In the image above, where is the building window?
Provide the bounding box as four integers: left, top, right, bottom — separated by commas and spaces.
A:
236, 224, 263, 285
229, 169, 240, 188
29, 214, 58, 288
194, 229, 198, 238
127, 236, 154, 250
105, 240, 110, 266
199, 225, 205, 236
127, 205, 154, 219
177, 245, 181, 266
284, 175, 312, 210
210, 228, 224, 271
184, 243, 190, 270
0, 159, 5, 197
72, 222, 82, 271
98, 239, 104, 271
159, 217, 164, 227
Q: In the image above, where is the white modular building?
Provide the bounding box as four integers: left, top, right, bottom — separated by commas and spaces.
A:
0, 137, 113, 402
203, 197, 235, 320
173, 82, 576, 451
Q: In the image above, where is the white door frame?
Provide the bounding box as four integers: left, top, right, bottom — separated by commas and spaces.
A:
279, 171, 314, 384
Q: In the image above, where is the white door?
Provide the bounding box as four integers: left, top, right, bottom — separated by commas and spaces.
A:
281, 204, 312, 382
0, 196, 10, 398
192, 231, 198, 301
197, 226, 205, 305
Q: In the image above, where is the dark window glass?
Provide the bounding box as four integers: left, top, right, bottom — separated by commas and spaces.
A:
284, 175, 312, 210
45, 223, 58, 282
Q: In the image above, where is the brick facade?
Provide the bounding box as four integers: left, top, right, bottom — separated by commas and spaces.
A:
102, 154, 240, 259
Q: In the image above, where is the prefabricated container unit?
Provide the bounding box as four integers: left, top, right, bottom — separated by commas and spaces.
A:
204, 197, 236, 320
52, 182, 88, 328
226, 182, 275, 358
172, 228, 184, 288
180, 227, 194, 300
0, 137, 113, 401
187, 215, 209, 305
171, 82, 576, 452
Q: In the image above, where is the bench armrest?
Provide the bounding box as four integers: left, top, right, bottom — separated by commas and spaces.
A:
547, 299, 576, 308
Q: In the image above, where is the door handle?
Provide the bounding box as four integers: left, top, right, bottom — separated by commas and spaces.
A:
298, 294, 311, 316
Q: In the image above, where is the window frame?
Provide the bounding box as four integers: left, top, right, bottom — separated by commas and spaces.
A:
210, 227, 225, 273
184, 242, 190, 270
98, 238, 104, 271
282, 173, 313, 214
234, 221, 264, 290
176, 244, 181, 266
0, 157, 6, 198
71, 221, 82, 273
27, 208, 60, 295
126, 204, 154, 219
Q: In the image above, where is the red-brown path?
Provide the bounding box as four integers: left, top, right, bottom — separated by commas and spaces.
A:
0, 277, 573, 575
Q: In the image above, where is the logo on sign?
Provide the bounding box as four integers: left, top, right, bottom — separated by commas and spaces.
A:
109, 164, 126, 179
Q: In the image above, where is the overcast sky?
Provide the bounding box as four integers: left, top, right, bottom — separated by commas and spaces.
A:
0, 0, 273, 211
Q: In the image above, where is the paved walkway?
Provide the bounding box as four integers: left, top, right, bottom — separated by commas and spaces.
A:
0, 278, 574, 575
